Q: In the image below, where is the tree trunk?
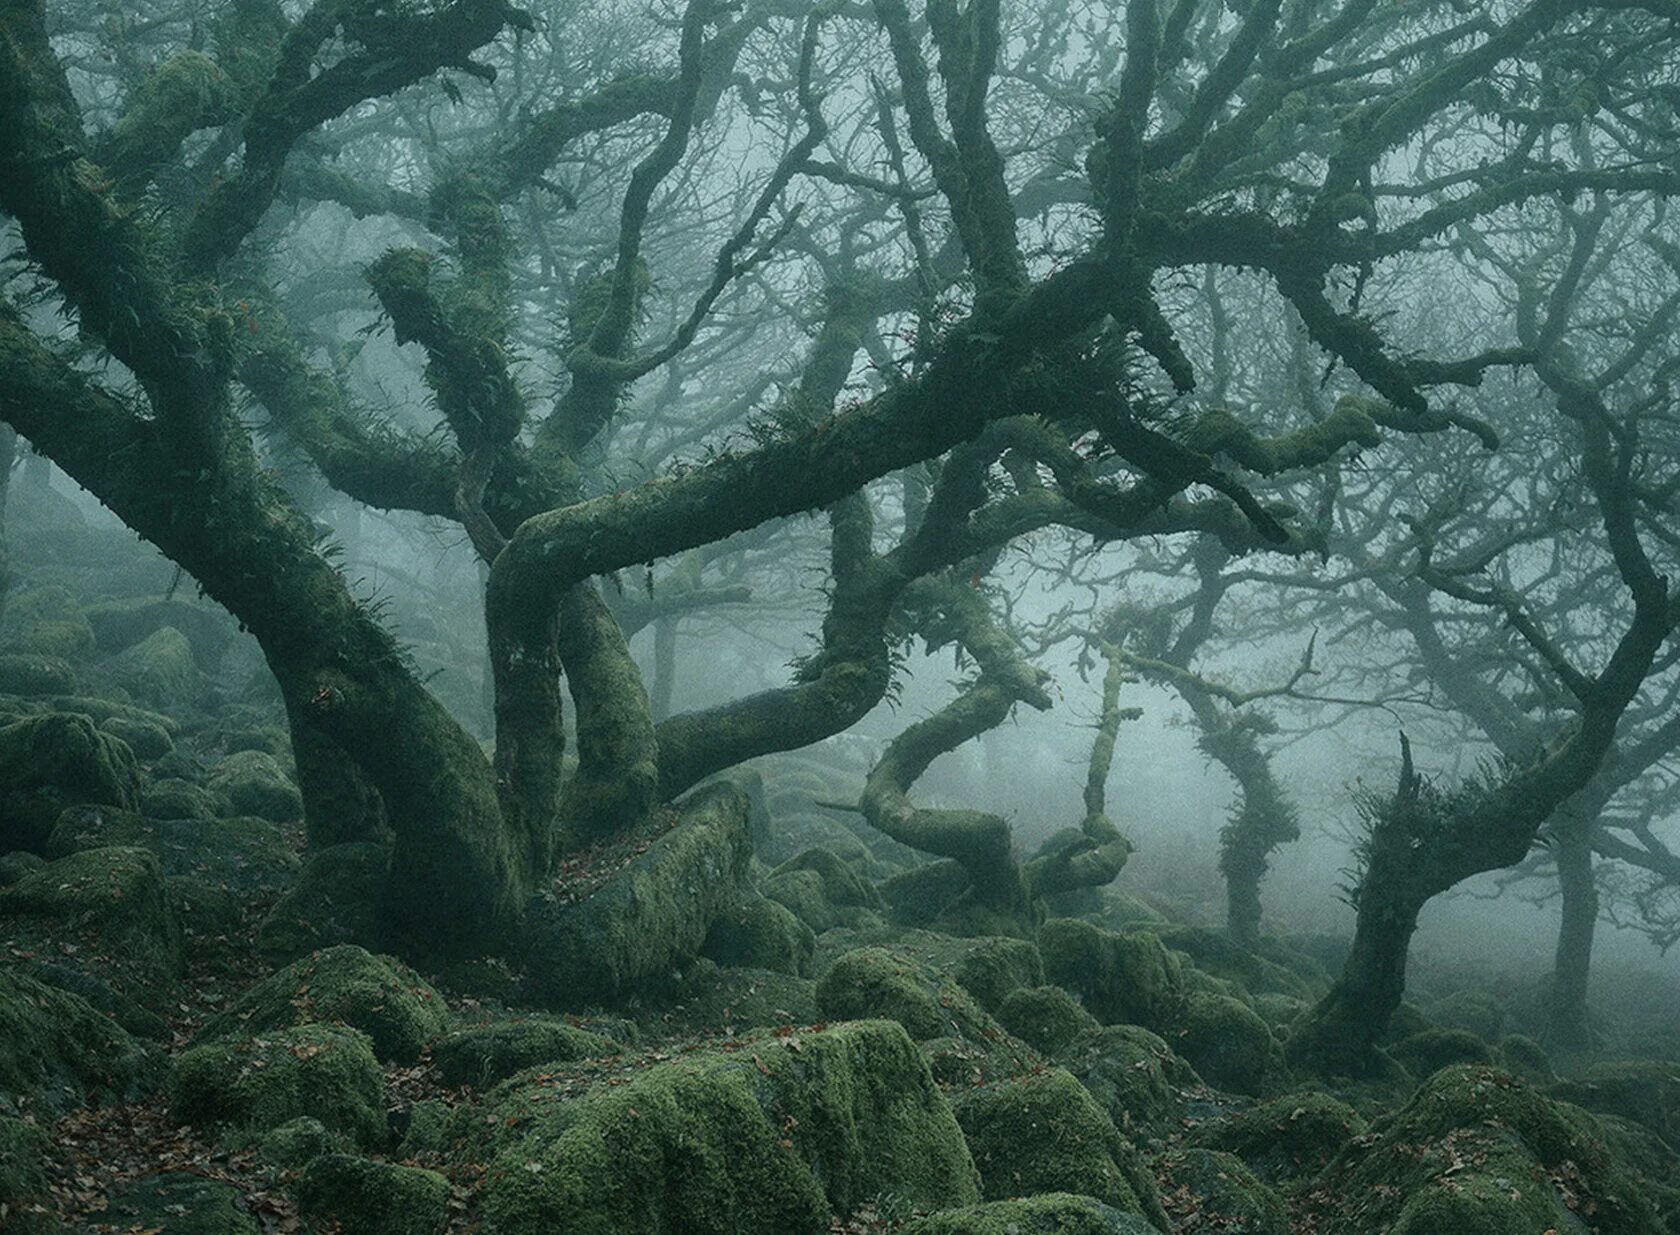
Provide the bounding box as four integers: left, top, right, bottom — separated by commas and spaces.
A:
1548, 814, 1599, 1056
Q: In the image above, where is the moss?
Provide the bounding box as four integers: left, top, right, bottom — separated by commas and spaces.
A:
140, 777, 223, 820
1424, 988, 1505, 1042
0, 1113, 60, 1203
816, 946, 1002, 1044
1059, 1025, 1198, 1146
1156, 926, 1315, 1000
952, 1068, 1165, 1228
919, 1032, 1043, 1088
1551, 1059, 1680, 1144
14, 957, 171, 1041
881, 859, 970, 928
395, 1098, 452, 1157
773, 847, 884, 909
1325, 1066, 1662, 1234
0, 851, 45, 884
1496, 1034, 1555, 1087
256, 842, 388, 963
1, 586, 94, 659
433, 1016, 619, 1087
763, 867, 850, 932
0, 967, 156, 1113
899, 1194, 1160, 1234
522, 783, 751, 1009
1171, 993, 1281, 1097
1388, 1026, 1493, 1078
1039, 919, 1186, 1033
998, 984, 1101, 1055
0, 712, 140, 852
207, 749, 302, 822
169, 1023, 387, 1147
84, 596, 235, 669
295, 1153, 449, 1235
100, 1171, 260, 1235
47, 807, 298, 899
197, 945, 446, 1064
106, 626, 203, 710
475, 1020, 980, 1234
0, 653, 75, 697
1250, 991, 1306, 1032
639, 960, 819, 1037
701, 894, 815, 976
1154, 1148, 1288, 1235
1189, 1091, 1366, 1185
897, 930, 1045, 1013
98, 713, 173, 759
258, 1115, 343, 1172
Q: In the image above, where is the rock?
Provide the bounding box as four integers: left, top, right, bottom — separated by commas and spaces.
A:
106, 627, 203, 710
998, 984, 1101, 1056
1551, 1059, 1680, 1145
1170, 993, 1281, 1097
1039, 918, 1186, 1032
763, 845, 885, 933
98, 713, 174, 760
1496, 1034, 1555, 1086
1, 587, 94, 659
1388, 1027, 1493, 1078
100, 1171, 259, 1235
258, 1116, 342, 1172
895, 930, 1045, 1013
207, 749, 302, 822
1188, 1091, 1367, 1185
638, 960, 818, 1038
432, 1016, 620, 1088
880, 859, 971, 929
1154, 1148, 1288, 1235
951, 1068, 1166, 1229
14, 958, 171, 1040
1059, 1024, 1199, 1146
1424, 988, 1505, 1042
0, 967, 156, 1113
47, 808, 298, 901
196, 945, 446, 1064
701, 893, 815, 975
169, 1023, 386, 1147
1156, 926, 1318, 1000
256, 842, 388, 963
0, 851, 44, 885
1323, 1065, 1661, 1234
0, 654, 75, 698
522, 783, 752, 1009
816, 946, 1004, 1045
0, 713, 140, 853
139, 778, 224, 821
295, 1153, 449, 1235
84, 597, 236, 670
899, 1195, 1160, 1235
0, 1113, 62, 1210
474, 1019, 980, 1234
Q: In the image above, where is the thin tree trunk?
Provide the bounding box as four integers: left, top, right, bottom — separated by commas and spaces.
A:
1548, 814, 1598, 1055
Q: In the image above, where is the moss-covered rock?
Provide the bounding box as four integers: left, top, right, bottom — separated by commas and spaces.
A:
880, 859, 971, 929
1156, 926, 1316, 1001
1188, 1091, 1367, 1185
701, 894, 815, 976
295, 1153, 449, 1235
0, 850, 44, 885
1171, 993, 1281, 1097
1154, 1148, 1288, 1235
899, 1194, 1160, 1235
522, 783, 752, 1009
0, 967, 156, 1112
169, 1023, 386, 1147
1496, 1034, 1555, 1087
816, 946, 1003, 1044
0, 653, 75, 698
1, 587, 94, 659
46, 807, 298, 903
998, 984, 1101, 1056
139, 777, 223, 821
196, 945, 444, 1064
1059, 1025, 1199, 1146
0, 713, 140, 852
107, 627, 204, 710
207, 749, 302, 822
0, 1113, 61, 1208
952, 1068, 1166, 1229
1039, 919, 1185, 1033
640, 960, 819, 1037
1551, 1059, 1680, 1145
14, 957, 170, 1041
258, 1115, 343, 1172
475, 1019, 980, 1234
1323, 1065, 1661, 1234
894, 930, 1045, 1013
98, 713, 174, 760
1424, 988, 1505, 1042
84, 596, 236, 670
433, 1016, 620, 1087
1388, 1026, 1493, 1078
256, 842, 388, 963
100, 1171, 260, 1235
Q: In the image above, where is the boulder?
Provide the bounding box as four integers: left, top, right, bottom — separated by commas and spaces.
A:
295, 1154, 449, 1235
256, 842, 388, 963
107, 627, 203, 710
1154, 1148, 1288, 1235
1039, 919, 1186, 1032
700, 893, 815, 976
1059, 1024, 1199, 1147
0, 713, 140, 853
432, 1016, 620, 1088
0, 967, 156, 1113
1170, 993, 1281, 1097
899, 1195, 1159, 1235
99, 1171, 260, 1235
1189, 1091, 1367, 1186
1388, 1027, 1493, 1079
207, 749, 302, 822
998, 984, 1101, 1056
0, 654, 75, 698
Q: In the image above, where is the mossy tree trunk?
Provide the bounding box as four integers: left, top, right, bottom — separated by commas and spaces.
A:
1547, 811, 1599, 1056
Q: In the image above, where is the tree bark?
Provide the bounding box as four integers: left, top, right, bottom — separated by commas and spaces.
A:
1548, 812, 1599, 1056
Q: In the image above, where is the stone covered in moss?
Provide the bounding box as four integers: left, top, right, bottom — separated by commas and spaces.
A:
1424, 988, 1505, 1042
0, 653, 75, 698
100, 1171, 260, 1235
1496, 1034, 1555, 1087
0, 713, 140, 852
475, 1019, 980, 1235
1039, 919, 1185, 1032
880, 859, 971, 929
1154, 1148, 1288, 1235
701, 894, 815, 976
15, 957, 170, 1041
522, 783, 751, 1009
256, 842, 388, 963
197, 945, 445, 1064
0, 967, 156, 1112
1171, 993, 1281, 1097
1324, 1065, 1661, 1234
45, 807, 297, 898
899, 1194, 1159, 1235
1189, 1090, 1367, 1185
140, 777, 223, 821
207, 749, 302, 822
1059, 1025, 1199, 1146
896, 930, 1045, 1013
998, 984, 1101, 1056
816, 946, 1001, 1044
1551, 1059, 1680, 1145
433, 1016, 620, 1087
107, 627, 204, 710
0, 1113, 61, 1207
1388, 1026, 1493, 1078
169, 1023, 386, 1146
640, 960, 819, 1038
952, 1068, 1165, 1229
295, 1153, 449, 1235
1, 587, 94, 659
98, 713, 174, 760
1156, 926, 1318, 1001
258, 1115, 343, 1172
84, 596, 235, 669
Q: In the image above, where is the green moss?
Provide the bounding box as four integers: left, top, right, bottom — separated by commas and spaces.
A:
1495, 1034, 1555, 1087
919, 1032, 1043, 1088
701, 894, 815, 976
1171, 993, 1281, 1097
433, 1016, 620, 1087
639, 961, 819, 1038
13, 957, 170, 1041
881, 860, 970, 928
106, 626, 203, 710
100, 1171, 259, 1235
207, 749, 302, 822
1551, 1059, 1680, 1144
47, 807, 298, 902
998, 985, 1100, 1056
0, 653, 75, 697
1424, 988, 1505, 1042
139, 777, 223, 821
1059, 1024, 1197, 1145
952, 1068, 1165, 1228
257, 1115, 343, 1172
773, 847, 884, 909
896, 930, 1045, 1013
0, 967, 156, 1113
256, 842, 388, 963
1154, 1148, 1288, 1235
816, 947, 1001, 1044
396, 1098, 452, 1158
1039, 919, 1186, 1033
1388, 1027, 1493, 1078
295, 1153, 449, 1235
1, 587, 94, 659
0, 1113, 60, 1203
98, 713, 173, 759
169, 1023, 386, 1147
475, 1020, 980, 1235
196, 945, 446, 1064
899, 1194, 1160, 1234
1156, 926, 1315, 1000
0, 712, 140, 852
1189, 1090, 1367, 1185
